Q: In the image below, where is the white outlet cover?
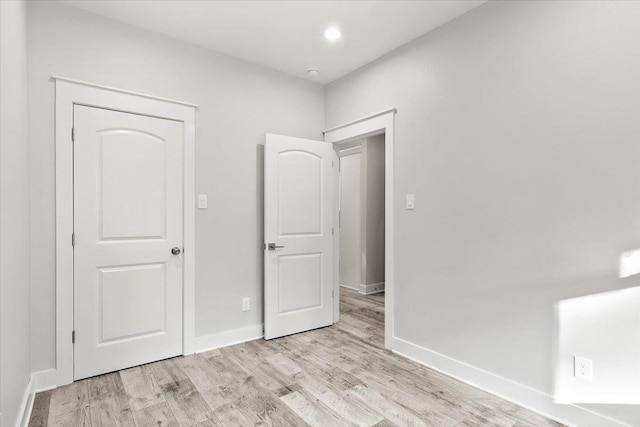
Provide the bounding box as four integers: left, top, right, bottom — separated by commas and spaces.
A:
574, 356, 593, 381
619, 249, 640, 278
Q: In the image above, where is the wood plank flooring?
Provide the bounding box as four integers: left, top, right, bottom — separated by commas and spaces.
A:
29, 288, 563, 427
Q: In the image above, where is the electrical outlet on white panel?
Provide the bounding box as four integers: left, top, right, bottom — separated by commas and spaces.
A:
242, 297, 250, 312
406, 194, 415, 210
619, 249, 640, 278
574, 356, 593, 381
198, 194, 208, 209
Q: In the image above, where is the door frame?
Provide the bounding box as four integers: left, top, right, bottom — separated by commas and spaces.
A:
51, 76, 197, 387
323, 108, 396, 349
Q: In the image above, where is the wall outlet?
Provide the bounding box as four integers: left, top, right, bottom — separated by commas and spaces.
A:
574, 356, 593, 381
619, 249, 640, 278
198, 194, 208, 209
242, 297, 250, 312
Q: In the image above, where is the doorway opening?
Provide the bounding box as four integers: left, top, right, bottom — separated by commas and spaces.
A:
324, 107, 396, 350
262, 108, 395, 349
337, 134, 385, 296
335, 133, 386, 345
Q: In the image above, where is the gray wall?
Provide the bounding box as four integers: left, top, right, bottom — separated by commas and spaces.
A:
339, 147, 362, 290
0, 0, 32, 425
364, 134, 385, 287
28, 1, 324, 372
338, 135, 385, 292
325, 1, 640, 425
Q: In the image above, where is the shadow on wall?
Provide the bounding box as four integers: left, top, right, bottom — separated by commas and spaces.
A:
257, 143, 265, 309
553, 285, 640, 404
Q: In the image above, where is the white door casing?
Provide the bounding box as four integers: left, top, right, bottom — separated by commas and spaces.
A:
49, 77, 196, 389
73, 105, 184, 380
264, 133, 334, 340
323, 108, 395, 349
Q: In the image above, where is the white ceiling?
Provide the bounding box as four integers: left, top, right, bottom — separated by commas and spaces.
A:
59, 0, 486, 84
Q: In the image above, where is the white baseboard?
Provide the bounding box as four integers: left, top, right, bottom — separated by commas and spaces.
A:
340, 283, 385, 294
28, 325, 266, 392
32, 369, 58, 392
195, 324, 264, 353
16, 375, 35, 427
359, 282, 384, 295
391, 337, 632, 427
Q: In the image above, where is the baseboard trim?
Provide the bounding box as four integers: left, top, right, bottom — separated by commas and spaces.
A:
340, 283, 385, 294
16, 375, 35, 427
339, 284, 359, 291
195, 324, 264, 353
359, 282, 384, 295
391, 337, 632, 427
32, 369, 58, 392
28, 324, 266, 392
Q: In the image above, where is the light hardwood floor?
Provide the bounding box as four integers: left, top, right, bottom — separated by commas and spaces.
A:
29, 288, 563, 427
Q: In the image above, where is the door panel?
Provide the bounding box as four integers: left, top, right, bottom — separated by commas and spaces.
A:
99, 130, 166, 240
98, 264, 166, 343
279, 253, 322, 313
278, 151, 322, 235
74, 105, 183, 380
264, 134, 334, 340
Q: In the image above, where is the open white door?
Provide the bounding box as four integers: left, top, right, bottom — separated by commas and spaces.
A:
264, 133, 334, 339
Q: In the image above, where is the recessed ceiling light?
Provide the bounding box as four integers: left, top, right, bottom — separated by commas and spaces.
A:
324, 27, 341, 41
307, 68, 320, 78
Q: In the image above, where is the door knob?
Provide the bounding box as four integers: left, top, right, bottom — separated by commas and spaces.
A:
171, 247, 181, 255
267, 243, 284, 251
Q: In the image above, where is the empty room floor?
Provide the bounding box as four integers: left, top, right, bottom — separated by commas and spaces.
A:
28, 288, 563, 427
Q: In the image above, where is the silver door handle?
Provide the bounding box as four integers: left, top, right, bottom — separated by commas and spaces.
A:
171, 247, 181, 255
267, 243, 284, 251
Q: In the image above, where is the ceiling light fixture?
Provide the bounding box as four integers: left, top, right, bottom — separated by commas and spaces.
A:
324, 27, 341, 41
306, 68, 320, 78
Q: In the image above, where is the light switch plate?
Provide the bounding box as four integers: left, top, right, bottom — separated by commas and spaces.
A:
406, 194, 415, 210
198, 194, 207, 209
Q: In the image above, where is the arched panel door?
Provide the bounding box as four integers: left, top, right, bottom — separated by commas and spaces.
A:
73, 105, 183, 379
264, 133, 334, 339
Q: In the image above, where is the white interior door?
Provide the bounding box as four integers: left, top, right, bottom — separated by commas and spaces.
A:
264, 133, 334, 340
73, 105, 184, 380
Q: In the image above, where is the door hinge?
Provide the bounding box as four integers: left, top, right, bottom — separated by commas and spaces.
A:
332, 227, 334, 235
72, 233, 75, 246
332, 289, 334, 298
72, 330, 75, 344
71, 127, 75, 142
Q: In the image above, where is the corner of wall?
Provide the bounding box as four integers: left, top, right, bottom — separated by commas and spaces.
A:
15, 376, 35, 427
